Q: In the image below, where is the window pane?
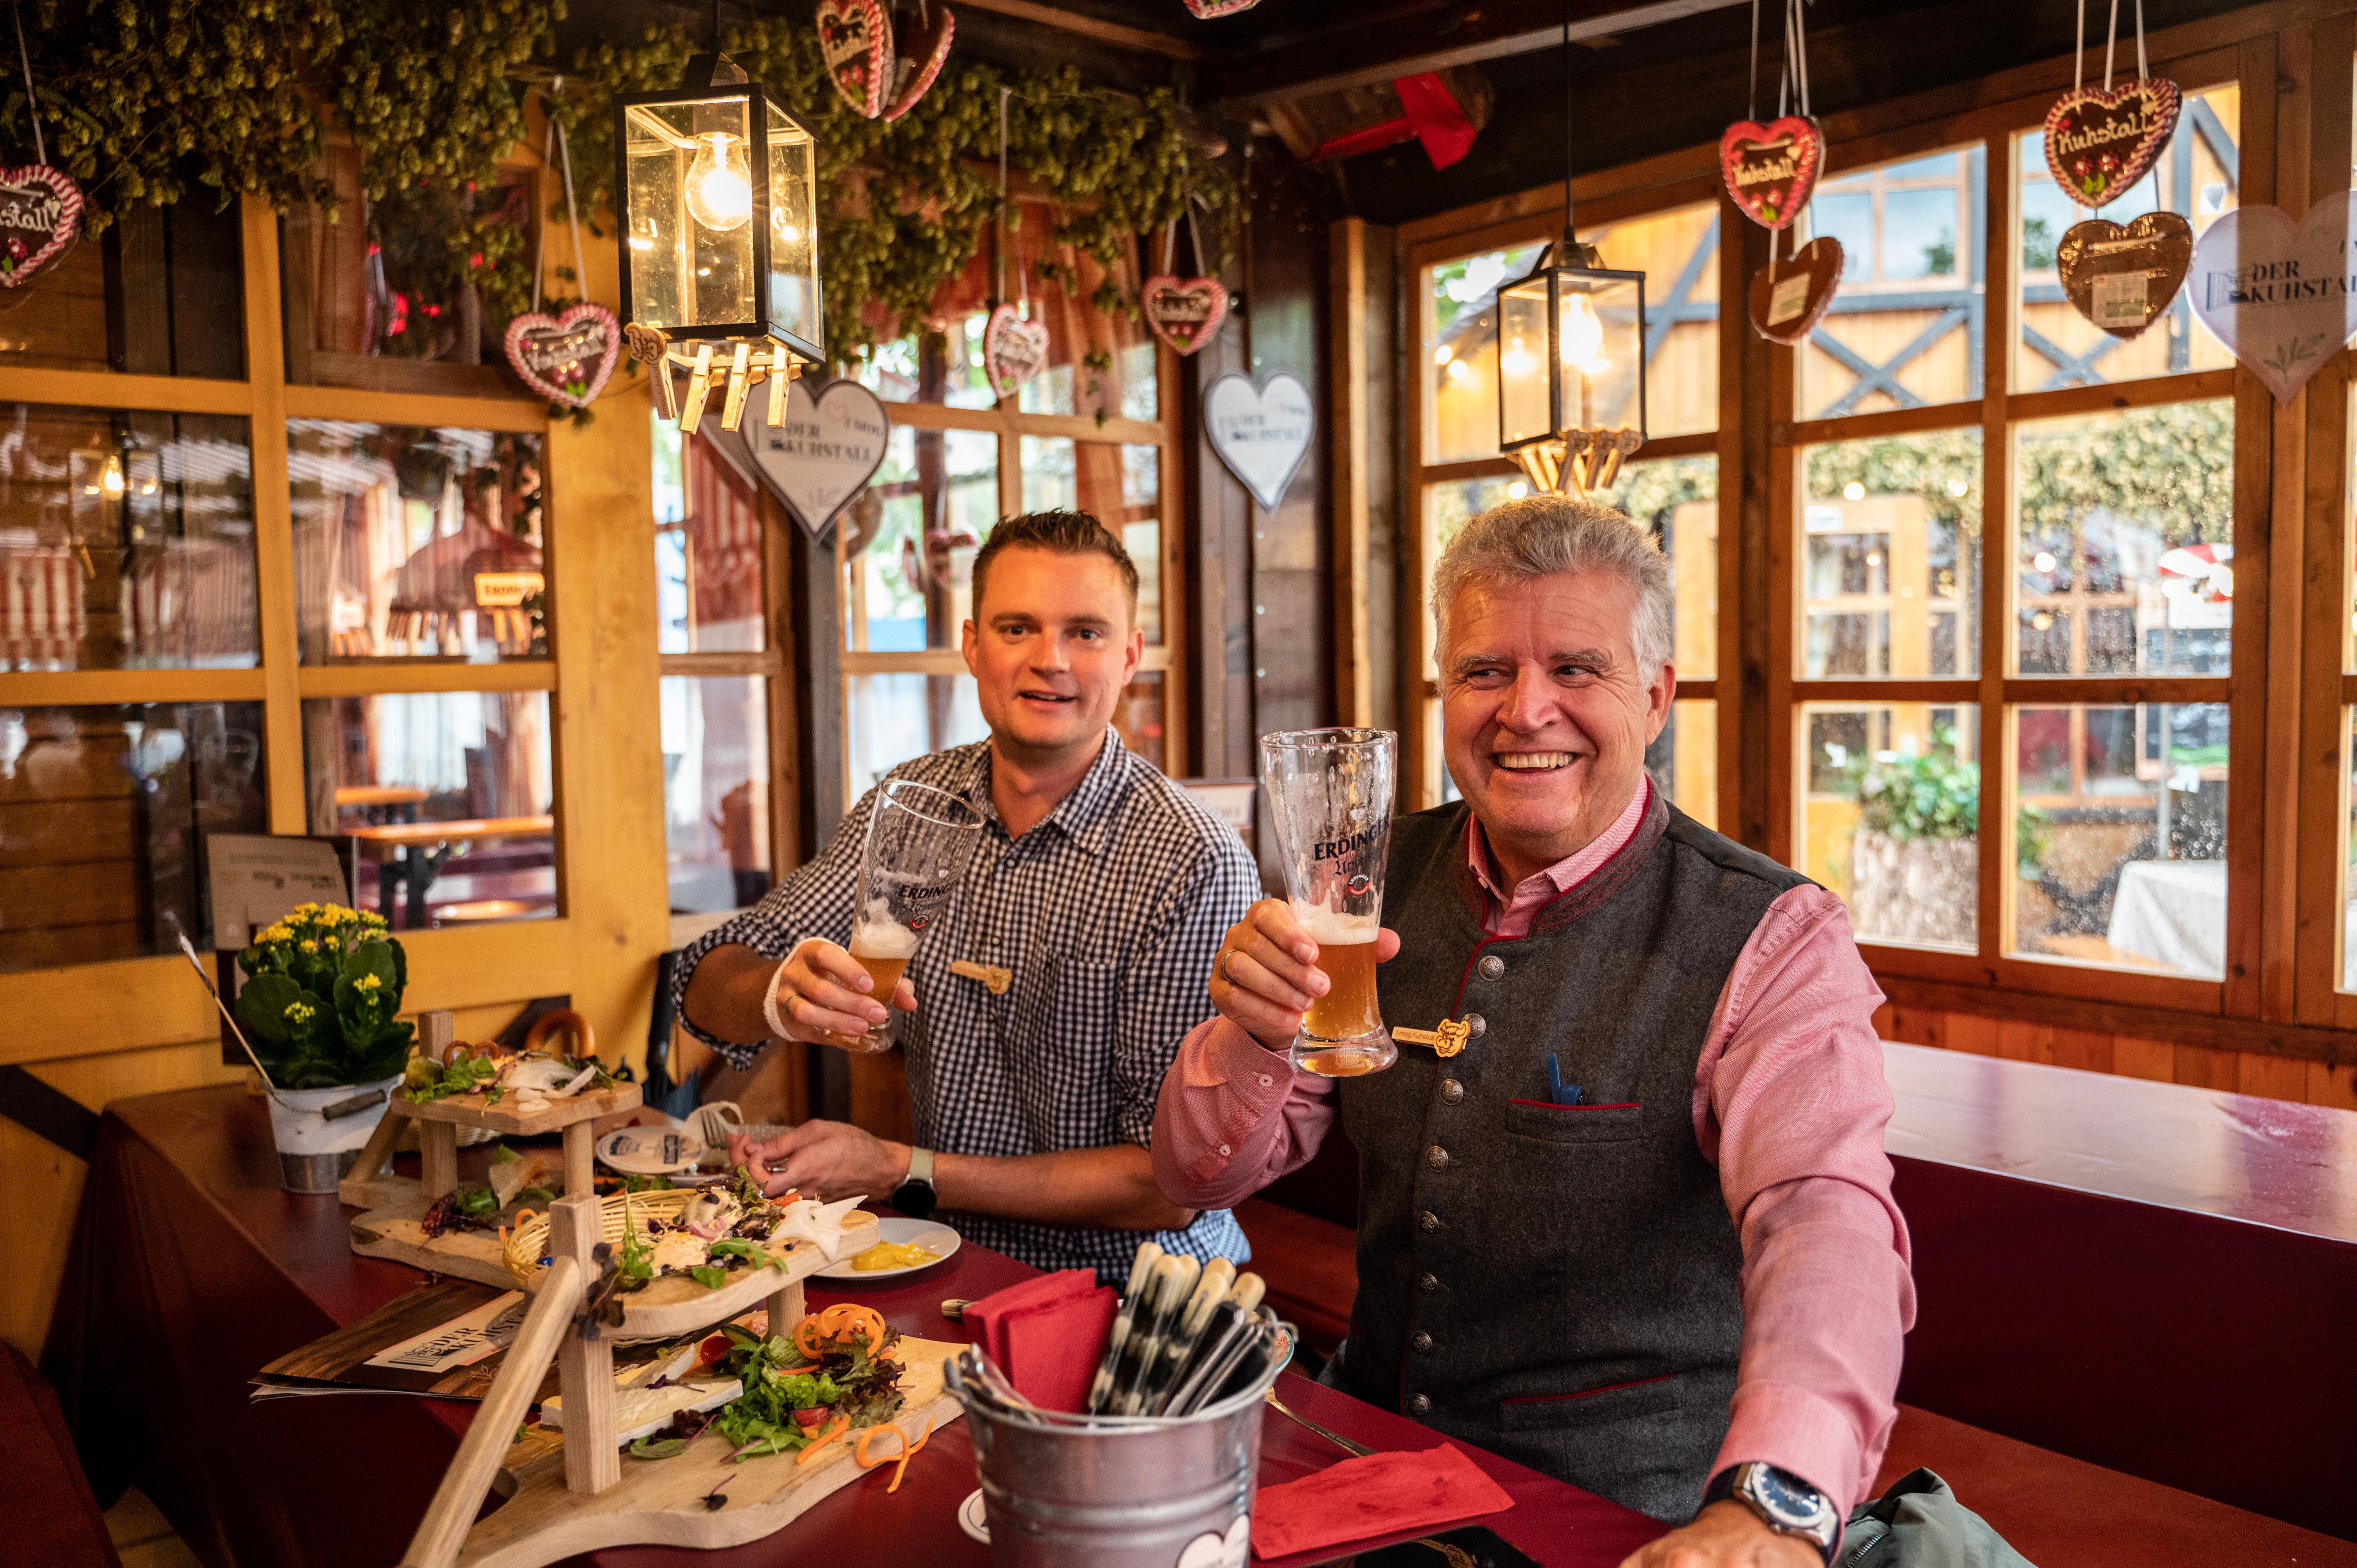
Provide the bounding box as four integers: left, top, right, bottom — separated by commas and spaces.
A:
2012, 701, 2228, 977
1117, 669, 1166, 773
306, 691, 556, 932
288, 422, 547, 665
2013, 402, 2232, 676
1800, 703, 1979, 951
845, 671, 988, 796
1801, 145, 1986, 419
0, 701, 268, 972
1424, 242, 1547, 463
661, 676, 770, 915
849, 315, 998, 410
1590, 203, 1719, 438
1008, 209, 1158, 421
0, 407, 257, 672
1591, 456, 1717, 676
1651, 699, 1717, 829
656, 426, 765, 655
843, 426, 997, 652
2014, 86, 2239, 391
1800, 429, 1982, 677
4, 201, 243, 379
1019, 438, 1163, 643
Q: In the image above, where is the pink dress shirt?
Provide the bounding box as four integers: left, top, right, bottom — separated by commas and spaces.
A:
1152, 781, 1916, 1519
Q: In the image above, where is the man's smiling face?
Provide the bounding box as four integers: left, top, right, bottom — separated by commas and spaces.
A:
1439, 569, 1674, 880
963, 544, 1142, 764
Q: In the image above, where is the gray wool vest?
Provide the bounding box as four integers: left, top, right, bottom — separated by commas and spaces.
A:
1329, 789, 1811, 1524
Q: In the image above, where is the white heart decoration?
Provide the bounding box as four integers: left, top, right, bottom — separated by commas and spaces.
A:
1172, 1514, 1251, 1568
718, 376, 892, 539
0, 164, 81, 289
2187, 194, 2357, 404
1203, 371, 1315, 510
984, 304, 1050, 401
501, 302, 620, 410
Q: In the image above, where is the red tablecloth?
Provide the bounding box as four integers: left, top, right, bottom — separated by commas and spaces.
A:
43, 1085, 1664, 1568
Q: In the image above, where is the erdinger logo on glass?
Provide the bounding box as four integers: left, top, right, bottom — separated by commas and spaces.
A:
1313, 828, 1378, 862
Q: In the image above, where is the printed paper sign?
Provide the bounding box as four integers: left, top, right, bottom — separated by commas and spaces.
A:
364, 1290, 530, 1375
2187, 194, 2357, 403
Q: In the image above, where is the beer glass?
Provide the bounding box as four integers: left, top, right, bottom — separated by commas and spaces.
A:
828, 779, 984, 1052
1258, 727, 1398, 1077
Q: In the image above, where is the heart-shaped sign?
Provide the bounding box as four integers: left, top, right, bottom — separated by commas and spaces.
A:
1719, 116, 1823, 231
883, 4, 954, 122
1747, 237, 1844, 345
0, 165, 81, 290
1183, 0, 1260, 15
502, 302, 621, 409
1141, 275, 1229, 356
1204, 370, 1314, 510
984, 304, 1050, 401
2057, 211, 2192, 341
816, 0, 894, 119
2044, 78, 2180, 209
718, 376, 892, 538
2187, 194, 2357, 404
1175, 1515, 1251, 1568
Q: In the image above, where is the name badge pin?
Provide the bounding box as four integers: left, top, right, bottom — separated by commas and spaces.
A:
1391, 1018, 1472, 1058
949, 959, 1013, 995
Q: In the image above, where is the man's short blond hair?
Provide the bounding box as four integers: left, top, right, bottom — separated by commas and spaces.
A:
1430, 494, 1672, 675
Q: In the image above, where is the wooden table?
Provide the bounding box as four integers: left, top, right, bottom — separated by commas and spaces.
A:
336, 785, 432, 825
347, 815, 555, 928
42, 1084, 1665, 1568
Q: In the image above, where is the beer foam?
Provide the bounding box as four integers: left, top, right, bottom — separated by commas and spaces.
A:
1291, 903, 1379, 945
850, 898, 921, 959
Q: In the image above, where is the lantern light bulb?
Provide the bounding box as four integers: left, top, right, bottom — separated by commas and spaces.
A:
1558, 293, 1608, 375
1500, 336, 1534, 377
685, 132, 753, 233
102, 458, 125, 495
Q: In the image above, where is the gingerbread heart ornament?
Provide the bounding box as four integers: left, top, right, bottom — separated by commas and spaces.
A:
1141, 275, 1228, 356
816, 0, 894, 119
0, 165, 81, 290
2057, 211, 2192, 341
503, 302, 621, 409
1183, 0, 1260, 15
2044, 78, 2180, 208
883, 5, 954, 122
1719, 117, 1824, 231
1747, 238, 1844, 345
984, 304, 1050, 400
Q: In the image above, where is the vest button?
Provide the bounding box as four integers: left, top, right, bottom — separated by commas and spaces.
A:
1425, 1145, 1449, 1170
1440, 1079, 1464, 1104
1419, 1210, 1440, 1231
1411, 1331, 1433, 1353
1477, 954, 1505, 979
1463, 1013, 1486, 1038
1417, 1272, 1438, 1293
1409, 1393, 1432, 1416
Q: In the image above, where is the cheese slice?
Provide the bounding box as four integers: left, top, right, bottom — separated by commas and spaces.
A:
540, 1377, 742, 1445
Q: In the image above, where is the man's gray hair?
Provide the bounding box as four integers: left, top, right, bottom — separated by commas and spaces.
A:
1431, 494, 1673, 675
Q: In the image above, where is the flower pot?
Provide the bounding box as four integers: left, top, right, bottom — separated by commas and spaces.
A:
266, 1076, 401, 1194
1848, 830, 1977, 948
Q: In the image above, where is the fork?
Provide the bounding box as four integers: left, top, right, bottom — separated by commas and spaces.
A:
1263, 1388, 1373, 1457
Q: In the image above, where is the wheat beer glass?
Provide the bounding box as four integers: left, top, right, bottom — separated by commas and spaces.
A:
829, 779, 984, 1052
1259, 727, 1398, 1077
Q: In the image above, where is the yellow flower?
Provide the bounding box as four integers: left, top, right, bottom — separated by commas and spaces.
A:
298, 939, 318, 952
354, 973, 382, 992
288, 1001, 316, 1022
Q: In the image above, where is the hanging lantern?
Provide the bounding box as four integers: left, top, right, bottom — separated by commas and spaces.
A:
1495, 242, 1646, 498
616, 55, 823, 433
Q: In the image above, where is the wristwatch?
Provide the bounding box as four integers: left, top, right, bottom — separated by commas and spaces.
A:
889, 1146, 937, 1220
1705, 1463, 1839, 1563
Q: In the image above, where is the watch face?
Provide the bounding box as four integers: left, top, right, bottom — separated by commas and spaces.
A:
1752, 1467, 1821, 1526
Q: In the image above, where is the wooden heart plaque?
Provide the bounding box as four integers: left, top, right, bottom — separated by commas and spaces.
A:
1747, 237, 1844, 345
2043, 78, 2180, 208
2056, 211, 2192, 340
503, 303, 621, 408
1719, 116, 1824, 231
983, 304, 1050, 400
0, 164, 81, 290
816, 0, 894, 118
1141, 275, 1228, 356
883, 4, 954, 122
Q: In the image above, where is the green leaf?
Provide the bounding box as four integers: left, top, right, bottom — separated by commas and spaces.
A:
689, 1265, 727, 1290
235, 972, 304, 1044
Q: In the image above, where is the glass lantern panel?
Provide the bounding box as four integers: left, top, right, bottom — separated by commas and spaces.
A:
1558, 271, 1644, 435
623, 96, 757, 334
1497, 276, 1553, 448
763, 99, 820, 350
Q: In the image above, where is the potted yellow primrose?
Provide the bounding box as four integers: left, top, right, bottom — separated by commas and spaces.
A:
234, 902, 413, 1192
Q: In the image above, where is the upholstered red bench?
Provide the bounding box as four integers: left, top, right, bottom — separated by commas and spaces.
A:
0, 1342, 120, 1568
1235, 1196, 1356, 1356
1877, 1404, 2357, 1567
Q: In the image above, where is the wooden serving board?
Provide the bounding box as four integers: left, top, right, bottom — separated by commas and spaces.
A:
350, 1195, 527, 1291
401, 1082, 640, 1136
512, 1212, 880, 1346
460, 1337, 966, 1567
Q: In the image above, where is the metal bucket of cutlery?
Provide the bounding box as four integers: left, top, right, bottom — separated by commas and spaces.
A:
956, 1345, 1288, 1567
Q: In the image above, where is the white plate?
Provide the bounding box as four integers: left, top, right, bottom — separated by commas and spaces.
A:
814, 1216, 961, 1280
958, 1488, 991, 1544
595, 1122, 706, 1176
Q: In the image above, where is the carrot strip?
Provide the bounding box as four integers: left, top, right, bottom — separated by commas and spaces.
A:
854, 1423, 906, 1469
905, 1416, 934, 1456
795, 1413, 851, 1466
889, 1450, 912, 1493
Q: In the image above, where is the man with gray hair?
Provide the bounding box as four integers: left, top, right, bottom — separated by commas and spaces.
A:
1153, 495, 1912, 1566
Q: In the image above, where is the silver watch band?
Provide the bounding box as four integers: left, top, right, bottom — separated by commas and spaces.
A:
906, 1146, 935, 1187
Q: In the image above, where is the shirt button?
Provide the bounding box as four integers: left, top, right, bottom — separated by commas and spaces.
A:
1257, 1074, 1273, 1087
1477, 954, 1505, 979
1463, 1013, 1486, 1038
1411, 1331, 1433, 1353
1419, 1210, 1440, 1232
1417, 1272, 1438, 1293
1439, 1079, 1464, 1104
1218, 1144, 1231, 1157
1409, 1393, 1432, 1416
1425, 1145, 1449, 1171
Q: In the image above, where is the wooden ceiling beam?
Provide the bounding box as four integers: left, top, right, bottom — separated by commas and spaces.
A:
1202, 0, 1747, 109
948, 0, 1206, 60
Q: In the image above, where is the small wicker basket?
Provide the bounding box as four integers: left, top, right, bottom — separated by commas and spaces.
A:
500, 1187, 703, 1288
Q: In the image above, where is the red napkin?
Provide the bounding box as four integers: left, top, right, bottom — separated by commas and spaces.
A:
1251, 1443, 1514, 1560
961, 1271, 1115, 1413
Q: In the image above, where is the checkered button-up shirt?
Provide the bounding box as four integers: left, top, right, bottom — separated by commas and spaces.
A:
673, 729, 1259, 1280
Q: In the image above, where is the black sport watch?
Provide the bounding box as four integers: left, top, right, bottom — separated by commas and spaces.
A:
888, 1146, 937, 1220
1705, 1463, 1839, 1563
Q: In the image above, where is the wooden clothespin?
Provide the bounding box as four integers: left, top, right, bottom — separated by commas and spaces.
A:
1391, 1017, 1472, 1058
719, 342, 753, 431
948, 959, 1013, 995
766, 344, 794, 427
679, 343, 717, 431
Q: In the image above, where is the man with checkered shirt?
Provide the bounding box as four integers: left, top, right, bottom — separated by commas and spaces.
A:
674, 510, 1260, 1280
